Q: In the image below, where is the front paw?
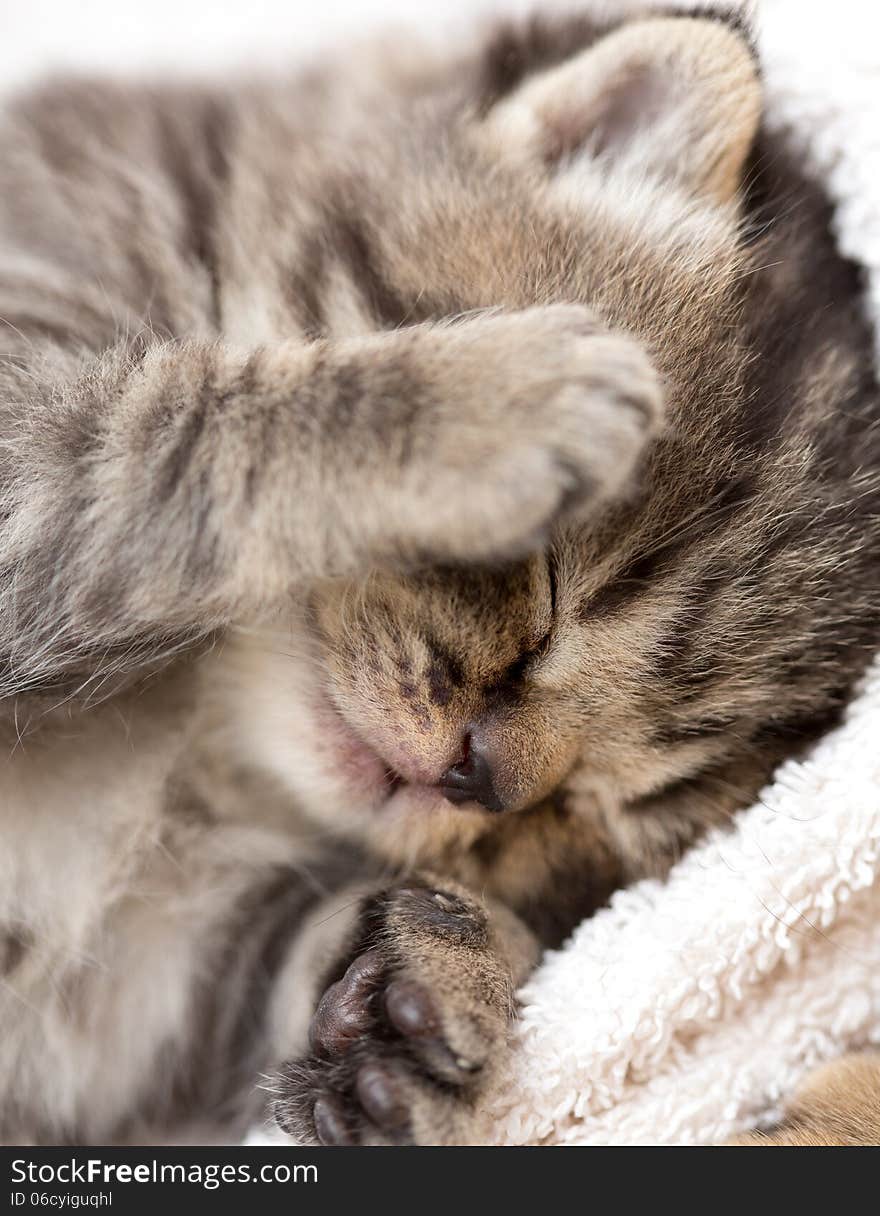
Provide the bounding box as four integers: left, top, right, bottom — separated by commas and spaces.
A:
269, 884, 513, 1145
390, 304, 663, 566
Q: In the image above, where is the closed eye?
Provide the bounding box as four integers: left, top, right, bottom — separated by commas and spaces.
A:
494, 553, 558, 688
547, 549, 559, 620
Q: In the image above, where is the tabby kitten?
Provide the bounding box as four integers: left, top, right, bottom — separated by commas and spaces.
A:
0, 8, 878, 1146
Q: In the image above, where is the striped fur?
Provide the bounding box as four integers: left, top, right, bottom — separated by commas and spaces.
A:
0, 10, 877, 1144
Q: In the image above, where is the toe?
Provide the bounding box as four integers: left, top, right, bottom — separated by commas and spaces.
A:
384, 979, 440, 1039
384, 976, 483, 1087
355, 1061, 411, 1136
313, 1095, 358, 1146
308, 948, 383, 1056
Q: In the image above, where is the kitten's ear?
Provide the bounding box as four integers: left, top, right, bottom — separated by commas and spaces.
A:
485, 17, 761, 205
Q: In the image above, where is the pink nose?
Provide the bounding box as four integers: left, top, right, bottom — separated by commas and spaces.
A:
438, 731, 504, 813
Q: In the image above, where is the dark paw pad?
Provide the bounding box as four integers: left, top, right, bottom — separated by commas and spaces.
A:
308, 949, 383, 1057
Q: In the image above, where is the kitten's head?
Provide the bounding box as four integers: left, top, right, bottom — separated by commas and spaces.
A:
227, 12, 874, 895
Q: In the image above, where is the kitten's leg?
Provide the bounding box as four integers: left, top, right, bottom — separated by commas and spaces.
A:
0, 823, 382, 1143
0, 305, 660, 701
268, 878, 540, 1146
730, 1055, 880, 1146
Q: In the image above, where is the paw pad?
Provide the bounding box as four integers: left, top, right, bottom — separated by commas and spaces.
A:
385, 979, 440, 1038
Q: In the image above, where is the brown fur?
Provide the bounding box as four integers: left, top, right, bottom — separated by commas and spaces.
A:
730, 1056, 880, 1146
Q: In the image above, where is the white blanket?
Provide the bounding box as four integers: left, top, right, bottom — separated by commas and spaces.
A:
477, 0, 880, 1145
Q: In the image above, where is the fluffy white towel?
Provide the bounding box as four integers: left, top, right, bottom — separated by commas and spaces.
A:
476, 0, 880, 1144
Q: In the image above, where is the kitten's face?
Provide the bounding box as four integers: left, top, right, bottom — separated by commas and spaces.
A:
225, 14, 864, 879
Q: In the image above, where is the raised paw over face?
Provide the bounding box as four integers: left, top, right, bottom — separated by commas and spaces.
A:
269, 883, 519, 1146
358, 304, 664, 570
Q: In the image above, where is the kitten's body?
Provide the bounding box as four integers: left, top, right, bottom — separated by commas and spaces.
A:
1, 10, 878, 1144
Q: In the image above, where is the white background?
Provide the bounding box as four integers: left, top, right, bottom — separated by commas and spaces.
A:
1, 0, 532, 92
3, 2, 878, 97
3, 2, 878, 96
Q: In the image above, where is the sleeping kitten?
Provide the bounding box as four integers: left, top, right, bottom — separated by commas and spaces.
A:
1, 8, 878, 1146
